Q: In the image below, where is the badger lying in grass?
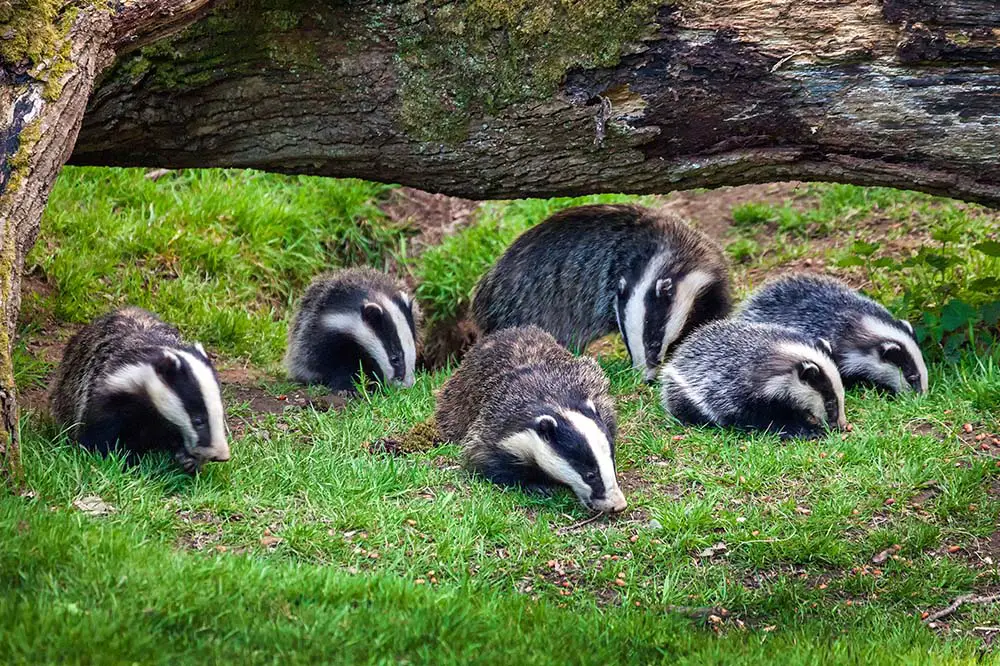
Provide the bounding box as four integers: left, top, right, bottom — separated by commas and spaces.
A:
435, 325, 627, 512
50, 307, 229, 473
285, 268, 419, 391
472, 204, 731, 381
737, 273, 928, 394
660, 320, 847, 439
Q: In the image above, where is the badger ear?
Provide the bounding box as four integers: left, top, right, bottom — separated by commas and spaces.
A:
655, 277, 673, 298
534, 414, 558, 439
817, 338, 833, 355
879, 341, 902, 359
193, 342, 207, 357
362, 301, 384, 326
154, 350, 184, 379
899, 319, 914, 335
796, 360, 820, 383
617, 276, 627, 296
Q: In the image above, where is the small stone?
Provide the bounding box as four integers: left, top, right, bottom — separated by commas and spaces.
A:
963, 423, 974, 433
614, 578, 626, 587
647, 519, 662, 530
884, 498, 896, 506
415, 578, 426, 585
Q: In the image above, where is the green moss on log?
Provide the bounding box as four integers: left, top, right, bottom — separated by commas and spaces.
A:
0, 1, 81, 100
394, 0, 664, 142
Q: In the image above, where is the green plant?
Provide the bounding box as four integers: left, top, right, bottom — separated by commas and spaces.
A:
839, 217, 1000, 360
725, 238, 760, 264
730, 202, 774, 229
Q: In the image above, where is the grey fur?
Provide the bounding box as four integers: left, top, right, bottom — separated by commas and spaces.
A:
736, 273, 927, 393
285, 267, 420, 390
435, 325, 625, 511
660, 320, 847, 439
472, 204, 731, 378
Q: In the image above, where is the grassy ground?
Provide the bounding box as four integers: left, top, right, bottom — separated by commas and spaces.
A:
3, 168, 999, 664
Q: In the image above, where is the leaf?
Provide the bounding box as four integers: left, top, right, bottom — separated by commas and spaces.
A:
940, 299, 977, 332
931, 228, 962, 243
697, 542, 728, 558
969, 277, 1000, 293
922, 253, 958, 272
981, 301, 1000, 326
973, 240, 1000, 257
836, 256, 865, 268
851, 240, 880, 257
73, 495, 116, 516
870, 257, 899, 269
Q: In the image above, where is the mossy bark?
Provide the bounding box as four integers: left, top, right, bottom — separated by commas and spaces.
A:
0, 0, 210, 480
71, 0, 1000, 206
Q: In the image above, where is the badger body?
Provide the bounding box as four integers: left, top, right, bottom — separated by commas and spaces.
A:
660, 320, 847, 439
472, 205, 731, 381
50, 307, 229, 473
736, 274, 928, 394
285, 268, 419, 391
435, 325, 627, 512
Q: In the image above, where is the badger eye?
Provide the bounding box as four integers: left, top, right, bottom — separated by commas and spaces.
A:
584, 471, 599, 484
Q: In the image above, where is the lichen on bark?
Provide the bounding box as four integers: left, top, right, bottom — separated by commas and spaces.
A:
392, 0, 665, 142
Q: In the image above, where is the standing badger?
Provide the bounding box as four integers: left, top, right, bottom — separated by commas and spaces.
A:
435, 325, 627, 513
472, 204, 731, 381
285, 268, 419, 391
660, 320, 847, 439
50, 307, 229, 473
736, 274, 928, 394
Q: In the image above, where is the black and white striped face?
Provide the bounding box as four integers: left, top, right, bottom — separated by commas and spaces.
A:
497, 401, 627, 513
104, 345, 229, 463
842, 316, 928, 394
616, 258, 727, 382
763, 342, 847, 431
324, 291, 418, 387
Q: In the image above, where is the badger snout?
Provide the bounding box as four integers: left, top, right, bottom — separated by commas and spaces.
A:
588, 487, 628, 513
643, 366, 659, 384
198, 441, 231, 463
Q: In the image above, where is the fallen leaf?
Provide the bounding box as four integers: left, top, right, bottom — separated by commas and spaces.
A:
260, 535, 283, 547
795, 506, 812, 516
698, 542, 728, 558
73, 495, 116, 516
872, 544, 901, 564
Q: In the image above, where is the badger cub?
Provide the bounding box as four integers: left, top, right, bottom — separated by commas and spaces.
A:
50, 307, 229, 473
737, 274, 928, 394
285, 268, 419, 391
435, 325, 627, 513
660, 320, 847, 439
472, 204, 731, 381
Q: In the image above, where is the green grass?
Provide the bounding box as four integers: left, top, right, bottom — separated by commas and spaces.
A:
31, 168, 408, 366
6, 169, 1000, 664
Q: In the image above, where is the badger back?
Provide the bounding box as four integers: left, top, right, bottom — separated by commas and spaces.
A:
738, 274, 926, 393
614, 212, 732, 380
661, 320, 845, 434
286, 268, 419, 387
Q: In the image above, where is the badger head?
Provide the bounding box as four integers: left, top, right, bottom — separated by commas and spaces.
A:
616, 256, 730, 383
105, 345, 230, 470
356, 291, 418, 388
497, 399, 627, 513
763, 341, 847, 433
840, 315, 928, 394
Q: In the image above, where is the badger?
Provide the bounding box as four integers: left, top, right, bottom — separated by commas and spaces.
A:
50, 307, 230, 473
660, 320, 847, 439
472, 204, 731, 382
736, 274, 928, 394
435, 325, 627, 513
285, 268, 419, 391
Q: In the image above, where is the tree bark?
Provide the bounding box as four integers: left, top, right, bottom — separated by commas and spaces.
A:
3, 0, 1000, 475
0, 0, 210, 480
71, 0, 1000, 204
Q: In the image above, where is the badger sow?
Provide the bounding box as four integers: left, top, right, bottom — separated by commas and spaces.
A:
736, 274, 928, 394
285, 268, 419, 391
435, 325, 627, 513
472, 204, 731, 381
660, 320, 847, 440
50, 307, 230, 473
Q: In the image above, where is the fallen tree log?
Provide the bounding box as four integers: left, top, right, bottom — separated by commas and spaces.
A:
3, 0, 1000, 475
